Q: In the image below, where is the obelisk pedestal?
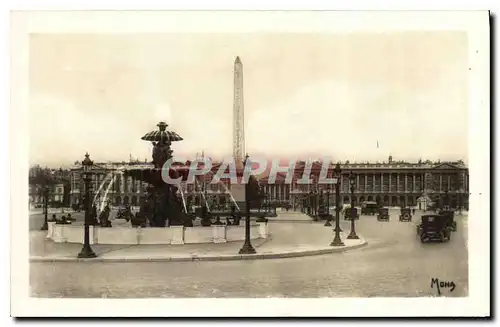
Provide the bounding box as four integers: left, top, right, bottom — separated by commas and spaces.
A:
231, 183, 246, 214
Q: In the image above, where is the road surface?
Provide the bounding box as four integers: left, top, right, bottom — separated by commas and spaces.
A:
30, 209, 468, 298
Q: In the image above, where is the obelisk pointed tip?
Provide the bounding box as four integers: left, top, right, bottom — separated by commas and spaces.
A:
235, 56, 241, 64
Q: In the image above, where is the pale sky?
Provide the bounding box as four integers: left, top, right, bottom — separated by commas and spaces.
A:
29, 32, 468, 167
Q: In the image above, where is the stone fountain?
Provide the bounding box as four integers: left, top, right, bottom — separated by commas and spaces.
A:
46, 121, 270, 246
125, 122, 192, 227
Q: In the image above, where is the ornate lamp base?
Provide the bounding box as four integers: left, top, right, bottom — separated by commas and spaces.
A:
77, 244, 97, 258
330, 236, 345, 247
347, 233, 360, 240
238, 242, 256, 254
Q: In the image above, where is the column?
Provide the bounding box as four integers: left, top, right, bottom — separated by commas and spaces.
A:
448, 175, 451, 191
388, 174, 392, 192
381, 174, 384, 193
413, 174, 416, 193
404, 173, 408, 193
373, 174, 376, 193
396, 174, 400, 193
439, 174, 442, 192
120, 175, 125, 193
356, 174, 360, 192
365, 174, 368, 192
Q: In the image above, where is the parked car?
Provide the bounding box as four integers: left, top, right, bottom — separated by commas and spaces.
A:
438, 210, 457, 232
361, 201, 379, 215
344, 206, 359, 221
377, 207, 390, 222
399, 208, 412, 222
417, 214, 452, 243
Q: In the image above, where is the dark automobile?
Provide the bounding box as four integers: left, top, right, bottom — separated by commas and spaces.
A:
399, 208, 412, 222
416, 214, 452, 243
344, 206, 359, 220
377, 207, 390, 222
317, 204, 333, 220
361, 201, 379, 215
438, 210, 457, 232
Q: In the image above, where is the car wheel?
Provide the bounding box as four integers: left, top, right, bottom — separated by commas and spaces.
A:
420, 233, 427, 243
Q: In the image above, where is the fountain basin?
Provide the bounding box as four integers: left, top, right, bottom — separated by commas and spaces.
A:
46, 221, 268, 245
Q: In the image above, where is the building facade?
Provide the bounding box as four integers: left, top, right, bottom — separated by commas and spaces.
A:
29, 183, 66, 205
29, 166, 71, 207
68, 157, 469, 210
259, 158, 469, 209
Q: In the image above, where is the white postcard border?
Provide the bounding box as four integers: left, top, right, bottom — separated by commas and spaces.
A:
10, 10, 490, 317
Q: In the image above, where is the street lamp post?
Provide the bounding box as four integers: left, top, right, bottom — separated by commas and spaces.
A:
458, 188, 463, 214
311, 190, 315, 216
331, 163, 345, 246
40, 185, 50, 231
78, 153, 97, 259
324, 188, 332, 226
347, 171, 359, 240
306, 191, 312, 216
239, 154, 256, 254
42, 186, 49, 228
35, 170, 55, 231
314, 190, 319, 217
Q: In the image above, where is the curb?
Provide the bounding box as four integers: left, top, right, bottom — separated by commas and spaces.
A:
29, 239, 368, 263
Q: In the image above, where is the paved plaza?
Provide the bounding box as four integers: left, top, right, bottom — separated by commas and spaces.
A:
29, 209, 468, 298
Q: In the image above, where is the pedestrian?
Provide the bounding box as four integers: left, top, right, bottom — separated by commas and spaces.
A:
57, 215, 66, 224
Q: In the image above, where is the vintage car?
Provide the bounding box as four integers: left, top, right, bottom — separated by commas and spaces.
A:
377, 207, 390, 221
399, 208, 412, 222
344, 207, 359, 220
361, 201, 379, 215
439, 210, 457, 232
416, 214, 452, 243
317, 204, 329, 217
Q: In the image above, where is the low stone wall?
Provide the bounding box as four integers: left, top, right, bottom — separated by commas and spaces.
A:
226, 223, 261, 242
48, 222, 269, 245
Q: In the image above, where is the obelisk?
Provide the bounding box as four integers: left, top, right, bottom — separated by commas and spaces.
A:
233, 56, 245, 163
232, 56, 247, 213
